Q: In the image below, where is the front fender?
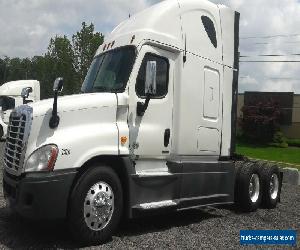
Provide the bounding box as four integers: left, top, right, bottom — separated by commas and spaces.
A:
53, 122, 119, 170
24, 105, 119, 172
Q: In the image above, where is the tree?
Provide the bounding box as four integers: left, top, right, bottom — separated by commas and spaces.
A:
239, 99, 281, 143
46, 35, 77, 96
0, 57, 8, 84
30, 56, 53, 99
0, 22, 104, 99
72, 22, 104, 88
3, 57, 32, 83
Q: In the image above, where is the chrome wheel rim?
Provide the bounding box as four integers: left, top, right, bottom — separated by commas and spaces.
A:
249, 174, 260, 203
270, 174, 279, 200
84, 181, 114, 231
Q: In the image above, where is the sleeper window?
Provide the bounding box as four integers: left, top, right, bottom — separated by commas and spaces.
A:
201, 16, 217, 48
136, 53, 169, 98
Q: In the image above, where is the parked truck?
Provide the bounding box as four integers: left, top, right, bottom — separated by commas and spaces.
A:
0, 80, 40, 138
3, 0, 282, 245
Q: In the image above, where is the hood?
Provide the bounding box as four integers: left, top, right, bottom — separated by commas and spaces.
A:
0, 80, 40, 97
29, 93, 117, 118
23, 92, 123, 171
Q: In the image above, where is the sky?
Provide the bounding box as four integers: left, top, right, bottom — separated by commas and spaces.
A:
0, 0, 300, 93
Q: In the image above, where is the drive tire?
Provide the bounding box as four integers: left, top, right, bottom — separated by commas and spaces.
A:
0, 126, 3, 140
234, 161, 244, 203
68, 166, 123, 246
260, 164, 281, 209
236, 162, 262, 212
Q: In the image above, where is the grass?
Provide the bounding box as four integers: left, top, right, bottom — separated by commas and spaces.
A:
236, 142, 300, 170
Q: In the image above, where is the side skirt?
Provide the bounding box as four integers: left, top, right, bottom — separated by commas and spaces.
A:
129, 159, 235, 217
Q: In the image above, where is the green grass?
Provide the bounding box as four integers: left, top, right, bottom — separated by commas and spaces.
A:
236, 142, 300, 170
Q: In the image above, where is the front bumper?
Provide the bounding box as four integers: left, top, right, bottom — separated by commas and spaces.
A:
3, 169, 77, 219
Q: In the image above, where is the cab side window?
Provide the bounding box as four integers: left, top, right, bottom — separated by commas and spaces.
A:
136, 53, 169, 98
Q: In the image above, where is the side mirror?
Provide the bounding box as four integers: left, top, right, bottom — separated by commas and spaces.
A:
21, 87, 33, 104
145, 61, 157, 95
49, 77, 63, 129
53, 77, 64, 93
21, 87, 33, 99
137, 61, 157, 116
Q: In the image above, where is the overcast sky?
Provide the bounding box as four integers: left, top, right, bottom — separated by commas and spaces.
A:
0, 0, 300, 93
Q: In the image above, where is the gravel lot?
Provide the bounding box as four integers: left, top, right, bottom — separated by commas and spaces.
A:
0, 143, 298, 249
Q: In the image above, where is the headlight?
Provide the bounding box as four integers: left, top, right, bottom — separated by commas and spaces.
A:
25, 144, 59, 172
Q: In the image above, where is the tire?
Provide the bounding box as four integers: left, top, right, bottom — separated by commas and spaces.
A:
234, 161, 245, 203
260, 164, 281, 209
236, 162, 262, 212
68, 166, 123, 245
0, 126, 3, 140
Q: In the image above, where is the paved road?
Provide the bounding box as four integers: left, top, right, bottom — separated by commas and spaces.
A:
0, 143, 298, 249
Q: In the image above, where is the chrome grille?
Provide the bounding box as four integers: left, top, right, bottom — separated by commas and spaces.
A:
3, 105, 32, 175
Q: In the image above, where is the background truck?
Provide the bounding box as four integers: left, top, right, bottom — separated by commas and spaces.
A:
2, 0, 282, 245
0, 80, 40, 138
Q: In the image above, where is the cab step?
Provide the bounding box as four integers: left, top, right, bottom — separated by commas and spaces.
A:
135, 171, 173, 177
133, 200, 178, 210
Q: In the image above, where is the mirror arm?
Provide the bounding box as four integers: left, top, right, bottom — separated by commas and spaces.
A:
137, 94, 151, 116
49, 77, 63, 129
49, 90, 60, 129
144, 94, 151, 111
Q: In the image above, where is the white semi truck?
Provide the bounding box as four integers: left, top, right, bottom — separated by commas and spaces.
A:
0, 80, 40, 138
3, 0, 282, 245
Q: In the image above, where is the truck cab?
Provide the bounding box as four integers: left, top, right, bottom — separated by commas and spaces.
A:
0, 80, 40, 138
2, 0, 282, 245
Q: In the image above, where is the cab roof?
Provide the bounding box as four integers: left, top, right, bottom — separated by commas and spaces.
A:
97, 0, 222, 54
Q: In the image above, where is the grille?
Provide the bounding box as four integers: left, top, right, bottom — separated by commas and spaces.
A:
3, 106, 32, 175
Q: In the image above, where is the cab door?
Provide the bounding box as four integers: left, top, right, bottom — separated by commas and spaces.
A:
128, 45, 175, 162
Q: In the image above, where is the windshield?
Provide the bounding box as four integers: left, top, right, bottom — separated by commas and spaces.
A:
81, 46, 136, 93
0, 96, 15, 111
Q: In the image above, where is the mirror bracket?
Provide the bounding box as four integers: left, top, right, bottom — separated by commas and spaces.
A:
49, 115, 60, 129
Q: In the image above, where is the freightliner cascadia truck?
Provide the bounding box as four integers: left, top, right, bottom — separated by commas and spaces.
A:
3, 0, 282, 245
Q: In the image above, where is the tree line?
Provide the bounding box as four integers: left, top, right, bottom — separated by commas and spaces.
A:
0, 22, 104, 99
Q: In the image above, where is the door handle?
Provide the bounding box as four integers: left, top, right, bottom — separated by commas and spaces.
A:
164, 129, 170, 147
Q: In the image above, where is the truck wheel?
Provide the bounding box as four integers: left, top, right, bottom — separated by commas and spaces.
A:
236, 162, 262, 212
260, 164, 281, 209
68, 166, 123, 245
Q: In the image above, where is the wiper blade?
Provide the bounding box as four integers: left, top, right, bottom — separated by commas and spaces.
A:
92, 85, 123, 93
109, 88, 122, 93
93, 86, 110, 92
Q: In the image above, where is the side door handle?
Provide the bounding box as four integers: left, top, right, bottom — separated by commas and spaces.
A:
164, 129, 170, 147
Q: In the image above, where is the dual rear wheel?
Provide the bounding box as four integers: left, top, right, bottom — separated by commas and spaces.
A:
235, 161, 281, 212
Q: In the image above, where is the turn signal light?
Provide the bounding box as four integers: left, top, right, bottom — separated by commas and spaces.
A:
120, 136, 127, 146
47, 147, 59, 171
